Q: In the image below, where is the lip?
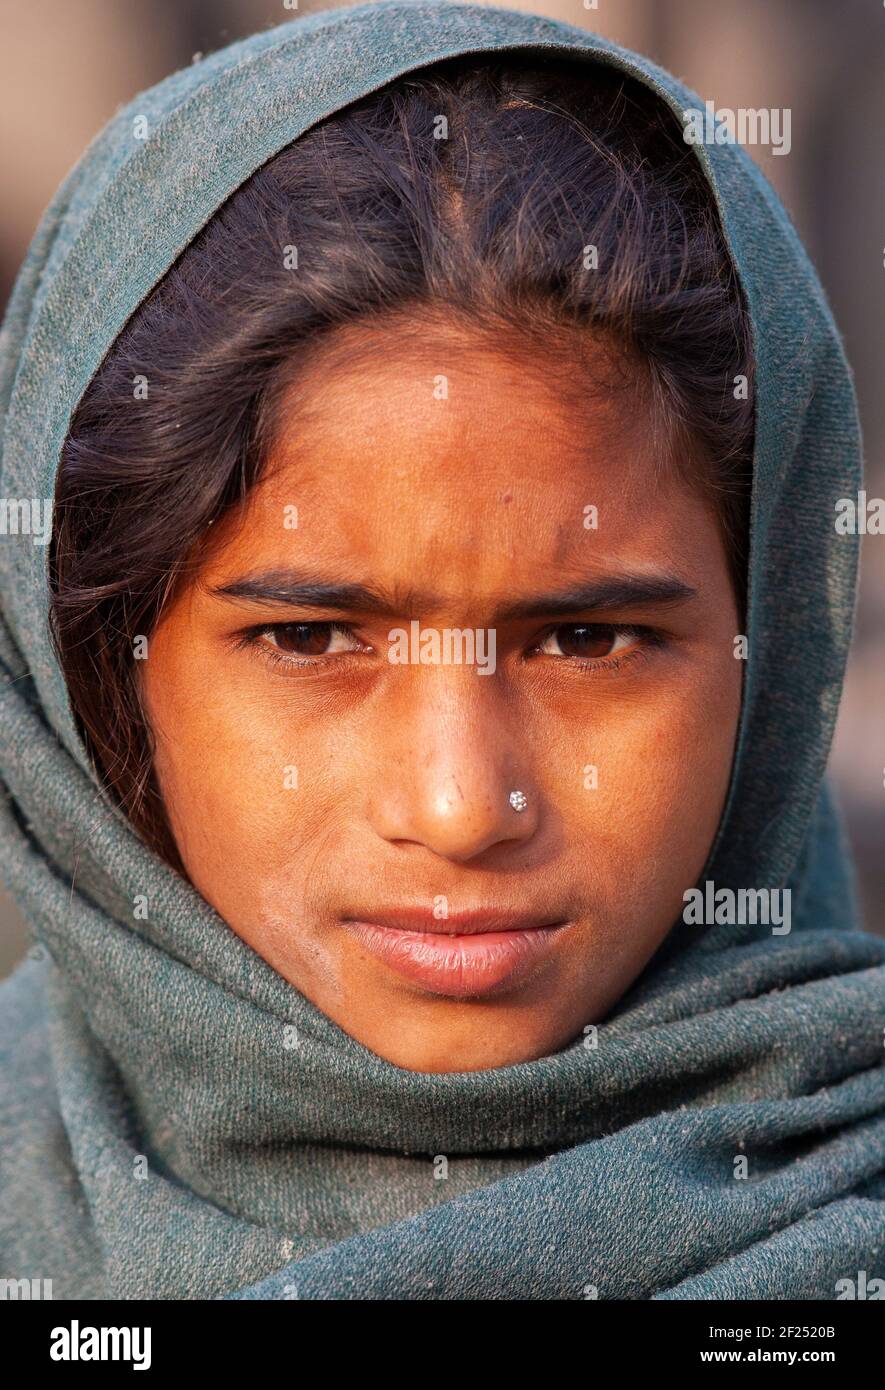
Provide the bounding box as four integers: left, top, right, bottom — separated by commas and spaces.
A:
341, 907, 570, 998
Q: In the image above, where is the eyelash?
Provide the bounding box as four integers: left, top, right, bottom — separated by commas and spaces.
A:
232, 621, 664, 676
528, 623, 662, 671
230, 622, 368, 672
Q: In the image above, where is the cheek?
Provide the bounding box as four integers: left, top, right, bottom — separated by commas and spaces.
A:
143, 645, 378, 948
150, 697, 327, 884
146, 682, 355, 1003
556, 650, 741, 904
139, 628, 300, 883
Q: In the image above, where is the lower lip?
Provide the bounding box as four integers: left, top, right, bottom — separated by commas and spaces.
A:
342, 920, 568, 998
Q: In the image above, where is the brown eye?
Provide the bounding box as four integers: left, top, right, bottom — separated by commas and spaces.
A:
265, 622, 360, 657
539, 624, 627, 659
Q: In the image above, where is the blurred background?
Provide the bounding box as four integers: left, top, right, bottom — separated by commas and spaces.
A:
1, 0, 883, 973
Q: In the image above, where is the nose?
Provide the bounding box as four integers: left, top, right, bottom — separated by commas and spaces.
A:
366, 676, 540, 863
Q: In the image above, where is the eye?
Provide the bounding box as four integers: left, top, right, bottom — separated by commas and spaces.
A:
535, 623, 641, 660
261, 621, 364, 658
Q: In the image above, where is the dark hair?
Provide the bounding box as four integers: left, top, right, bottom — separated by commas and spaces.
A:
49, 56, 755, 870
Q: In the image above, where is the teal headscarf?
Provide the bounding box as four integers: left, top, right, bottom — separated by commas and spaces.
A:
1, 0, 884, 1300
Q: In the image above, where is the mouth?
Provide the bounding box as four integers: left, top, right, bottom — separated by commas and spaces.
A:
340, 906, 571, 998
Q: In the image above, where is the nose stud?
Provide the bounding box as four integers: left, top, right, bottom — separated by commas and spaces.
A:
509, 790, 528, 813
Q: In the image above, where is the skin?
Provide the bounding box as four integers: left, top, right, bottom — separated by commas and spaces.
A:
140, 317, 743, 1073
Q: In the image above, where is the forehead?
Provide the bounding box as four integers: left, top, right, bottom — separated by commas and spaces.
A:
198, 328, 718, 593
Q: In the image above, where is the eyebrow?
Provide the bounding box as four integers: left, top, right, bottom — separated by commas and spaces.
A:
211, 569, 697, 618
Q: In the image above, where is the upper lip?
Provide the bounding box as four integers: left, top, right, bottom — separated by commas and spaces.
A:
341, 907, 567, 935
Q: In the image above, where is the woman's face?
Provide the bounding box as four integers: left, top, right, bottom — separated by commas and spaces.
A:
141, 322, 742, 1072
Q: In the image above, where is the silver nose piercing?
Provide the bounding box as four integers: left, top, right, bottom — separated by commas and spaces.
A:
509, 790, 528, 813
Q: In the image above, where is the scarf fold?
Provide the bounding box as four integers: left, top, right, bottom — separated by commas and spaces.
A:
1, 0, 884, 1300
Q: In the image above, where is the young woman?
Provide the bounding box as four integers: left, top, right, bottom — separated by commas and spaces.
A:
0, 1, 883, 1300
